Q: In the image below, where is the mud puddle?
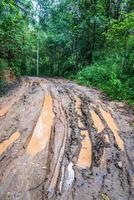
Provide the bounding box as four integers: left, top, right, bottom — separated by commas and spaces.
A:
0, 77, 133, 200
0, 131, 20, 155
27, 92, 55, 156
99, 105, 124, 151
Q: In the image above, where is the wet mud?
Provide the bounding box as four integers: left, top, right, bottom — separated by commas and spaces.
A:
0, 77, 134, 200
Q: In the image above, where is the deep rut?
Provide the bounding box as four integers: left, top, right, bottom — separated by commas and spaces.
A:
0, 77, 134, 200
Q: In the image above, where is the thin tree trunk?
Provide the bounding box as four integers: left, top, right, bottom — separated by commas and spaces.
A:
122, 36, 128, 71
92, 20, 96, 50
37, 39, 39, 76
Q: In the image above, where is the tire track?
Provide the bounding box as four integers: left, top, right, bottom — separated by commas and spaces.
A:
0, 77, 133, 200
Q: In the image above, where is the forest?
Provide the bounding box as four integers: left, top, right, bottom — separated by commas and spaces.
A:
0, 0, 134, 104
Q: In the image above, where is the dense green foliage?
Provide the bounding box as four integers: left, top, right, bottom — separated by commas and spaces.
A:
0, 1, 34, 74
76, 55, 134, 104
0, 0, 134, 104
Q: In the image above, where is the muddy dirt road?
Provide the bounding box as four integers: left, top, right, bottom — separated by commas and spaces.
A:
0, 77, 134, 200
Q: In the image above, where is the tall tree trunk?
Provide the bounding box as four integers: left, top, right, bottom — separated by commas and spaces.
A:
92, 20, 96, 50
75, 37, 79, 73
114, 0, 122, 19
37, 39, 39, 76
122, 35, 128, 71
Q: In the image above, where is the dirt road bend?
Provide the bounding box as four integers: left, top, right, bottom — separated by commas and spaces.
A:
0, 77, 134, 200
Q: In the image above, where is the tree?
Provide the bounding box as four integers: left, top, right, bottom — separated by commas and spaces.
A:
0, 0, 36, 76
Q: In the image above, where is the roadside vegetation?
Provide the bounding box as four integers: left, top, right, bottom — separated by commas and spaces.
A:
0, 0, 134, 104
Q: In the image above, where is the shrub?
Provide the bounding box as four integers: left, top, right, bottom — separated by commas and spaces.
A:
75, 60, 134, 105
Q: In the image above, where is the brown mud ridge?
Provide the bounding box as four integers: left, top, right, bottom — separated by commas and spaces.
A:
0, 77, 134, 200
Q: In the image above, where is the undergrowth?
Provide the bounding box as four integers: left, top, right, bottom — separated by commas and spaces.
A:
75, 59, 134, 107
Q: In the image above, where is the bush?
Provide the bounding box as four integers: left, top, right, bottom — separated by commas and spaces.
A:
75, 60, 134, 105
